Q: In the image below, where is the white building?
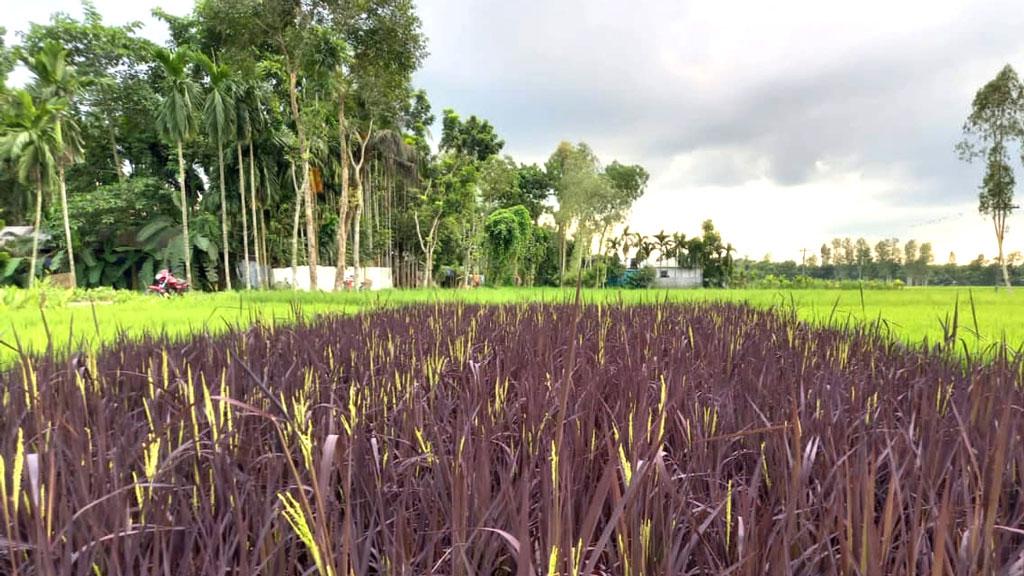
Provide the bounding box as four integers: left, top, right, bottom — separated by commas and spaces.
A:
651, 266, 703, 288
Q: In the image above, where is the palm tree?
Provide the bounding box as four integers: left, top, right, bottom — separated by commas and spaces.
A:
619, 226, 635, 268
153, 47, 198, 287
652, 230, 672, 266
238, 73, 272, 289
0, 91, 63, 288
670, 232, 687, 266
196, 53, 237, 290
605, 236, 621, 260
634, 235, 655, 267
26, 42, 84, 288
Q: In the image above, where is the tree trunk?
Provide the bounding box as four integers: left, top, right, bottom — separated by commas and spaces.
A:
57, 162, 76, 288
260, 209, 270, 288
109, 123, 124, 182
347, 123, 372, 288
366, 161, 374, 264
996, 214, 1011, 289
288, 69, 317, 290
237, 143, 251, 289
558, 222, 567, 285
415, 209, 440, 288
462, 218, 476, 288
290, 161, 303, 290
177, 139, 192, 286
29, 175, 43, 289
334, 91, 350, 290
249, 143, 262, 288
595, 224, 609, 288
218, 139, 231, 290
352, 189, 363, 286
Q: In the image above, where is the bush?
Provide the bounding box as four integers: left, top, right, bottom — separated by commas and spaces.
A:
748, 274, 905, 290
626, 265, 656, 289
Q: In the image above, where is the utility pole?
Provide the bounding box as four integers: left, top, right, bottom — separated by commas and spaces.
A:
801, 248, 807, 275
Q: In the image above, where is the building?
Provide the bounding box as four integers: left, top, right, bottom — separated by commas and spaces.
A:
652, 266, 703, 288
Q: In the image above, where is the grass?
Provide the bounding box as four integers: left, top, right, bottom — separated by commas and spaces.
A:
2, 286, 1023, 364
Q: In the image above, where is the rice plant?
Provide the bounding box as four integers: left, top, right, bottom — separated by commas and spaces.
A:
0, 302, 1021, 574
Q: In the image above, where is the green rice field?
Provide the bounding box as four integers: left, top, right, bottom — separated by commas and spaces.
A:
2, 286, 1022, 364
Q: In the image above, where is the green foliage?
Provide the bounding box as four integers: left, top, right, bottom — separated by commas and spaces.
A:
959, 65, 1024, 158
980, 142, 1016, 218
0, 91, 64, 190
625, 265, 656, 289
153, 47, 199, 145
439, 108, 504, 161
483, 205, 532, 285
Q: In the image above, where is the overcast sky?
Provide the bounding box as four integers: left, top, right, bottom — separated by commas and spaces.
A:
7, 0, 1024, 261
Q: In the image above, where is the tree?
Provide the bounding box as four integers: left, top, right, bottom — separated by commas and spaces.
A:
899, 239, 918, 284
652, 230, 672, 265
854, 238, 872, 277
979, 142, 1018, 287
25, 42, 85, 288
545, 142, 647, 282
0, 91, 63, 288
439, 108, 504, 161
820, 243, 832, 266
959, 64, 1024, 288
515, 163, 552, 219
195, 53, 237, 290
153, 46, 198, 286
484, 205, 532, 284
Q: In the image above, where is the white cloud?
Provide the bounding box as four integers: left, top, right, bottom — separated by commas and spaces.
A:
415, 0, 1024, 260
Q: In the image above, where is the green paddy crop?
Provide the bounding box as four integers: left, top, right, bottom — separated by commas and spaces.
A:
4, 286, 1024, 365
1, 301, 1021, 574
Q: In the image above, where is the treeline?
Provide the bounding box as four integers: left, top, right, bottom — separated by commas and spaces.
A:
0, 0, 648, 290
734, 237, 1024, 287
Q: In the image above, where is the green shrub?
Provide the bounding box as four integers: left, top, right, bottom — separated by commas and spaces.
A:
626, 266, 657, 289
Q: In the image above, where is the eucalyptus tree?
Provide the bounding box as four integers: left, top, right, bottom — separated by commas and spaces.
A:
196, 52, 237, 289
980, 142, 1018, 287
959, 64, 1024, 288
24, 42, 85, 287
152, 46, 198, 286
0, 91, 64, 288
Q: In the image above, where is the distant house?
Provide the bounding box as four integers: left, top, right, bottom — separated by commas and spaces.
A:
0, 226, 50, 249
0, 226, 36, 247
652, 266, 702, 288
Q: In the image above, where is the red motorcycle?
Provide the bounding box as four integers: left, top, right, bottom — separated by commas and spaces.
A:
147, 269, 189, 297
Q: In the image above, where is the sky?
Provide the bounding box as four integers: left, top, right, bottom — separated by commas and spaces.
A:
6, 0, 1024, 262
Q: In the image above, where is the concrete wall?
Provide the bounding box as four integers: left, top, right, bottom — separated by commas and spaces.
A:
271, 266, 394, 291
652, 267, 702, 289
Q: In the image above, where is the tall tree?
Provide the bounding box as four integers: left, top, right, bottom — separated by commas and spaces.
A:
0, 91, 63, 288
153, 46, 198, 286
980, 143, 1018, 287
440, 108, 504, 161
959, 64, 1024, 288
25, 41, 84, 288
196, 53, 237, 290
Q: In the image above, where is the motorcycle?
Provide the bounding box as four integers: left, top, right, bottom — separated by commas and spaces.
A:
147, 269, 189, 297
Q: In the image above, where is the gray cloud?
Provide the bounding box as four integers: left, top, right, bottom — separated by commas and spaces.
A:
415, 0, 1024, 209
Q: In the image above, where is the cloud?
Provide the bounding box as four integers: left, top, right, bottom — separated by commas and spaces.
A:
6, 0, 1024, 260
414, 0, 1024, 259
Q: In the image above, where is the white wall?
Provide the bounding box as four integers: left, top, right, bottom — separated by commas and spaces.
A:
271, 266, 393, 291
652, 267, 703, 289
